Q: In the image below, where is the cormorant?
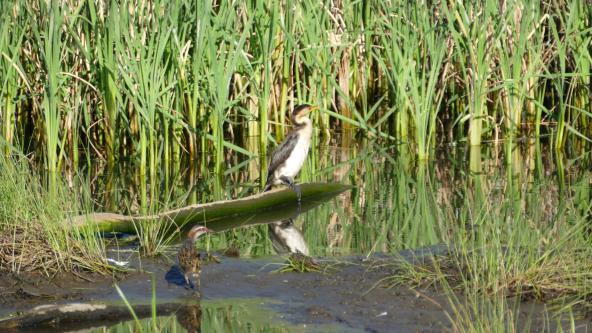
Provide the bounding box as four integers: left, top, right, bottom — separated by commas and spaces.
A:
264, 104, 318, 200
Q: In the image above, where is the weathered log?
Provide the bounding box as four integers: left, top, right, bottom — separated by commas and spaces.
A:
68, 183, 352, 234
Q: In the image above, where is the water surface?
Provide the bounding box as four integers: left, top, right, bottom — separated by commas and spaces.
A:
72, 140, 592, 332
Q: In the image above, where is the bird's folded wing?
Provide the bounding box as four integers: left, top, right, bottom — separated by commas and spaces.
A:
267, 132, 300, 179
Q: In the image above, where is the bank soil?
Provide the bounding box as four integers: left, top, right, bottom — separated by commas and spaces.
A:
0, 254, 589, 332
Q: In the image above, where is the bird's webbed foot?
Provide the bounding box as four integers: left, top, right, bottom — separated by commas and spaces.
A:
280, 176, 301, 202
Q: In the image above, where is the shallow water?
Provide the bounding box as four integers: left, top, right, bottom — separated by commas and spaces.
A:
85, 140, 591, 256
3, 253, 585, 333
7, 140, 591, 332
0, 253, 454, 332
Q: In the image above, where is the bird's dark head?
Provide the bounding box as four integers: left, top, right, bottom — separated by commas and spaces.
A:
291, 104, 318, 126
187, 225, 213, 240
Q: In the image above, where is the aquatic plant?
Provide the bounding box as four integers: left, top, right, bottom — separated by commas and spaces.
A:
273, 252, 322, 273
380, 152, 592, 331
0, 0, 589, 170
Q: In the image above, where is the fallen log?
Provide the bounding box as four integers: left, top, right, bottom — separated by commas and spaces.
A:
68, 183, 352, 234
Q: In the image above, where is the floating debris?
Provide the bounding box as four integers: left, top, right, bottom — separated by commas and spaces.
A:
105, 258, 129, 267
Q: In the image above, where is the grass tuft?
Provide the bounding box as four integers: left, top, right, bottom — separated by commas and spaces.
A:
274, 253, 323, 273
0, 152, 109, 274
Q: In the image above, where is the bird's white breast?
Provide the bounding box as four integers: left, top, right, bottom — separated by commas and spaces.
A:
275, 126, 312, 179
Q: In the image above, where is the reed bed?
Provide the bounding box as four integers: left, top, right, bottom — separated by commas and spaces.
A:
1, 132, 591, 330
0, 0, 590, 329
0, 0, 589, 173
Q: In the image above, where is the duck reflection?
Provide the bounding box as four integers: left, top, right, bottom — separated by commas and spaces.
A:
268, 218, 309, 255
176, 304, 202, 333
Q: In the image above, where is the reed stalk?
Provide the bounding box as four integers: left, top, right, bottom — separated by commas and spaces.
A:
444, 0, 495, 146
0, 0, 589, 167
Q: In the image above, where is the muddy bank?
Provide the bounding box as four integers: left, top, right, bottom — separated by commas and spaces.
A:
203, 256, 452, 332
1, 253, 590, 332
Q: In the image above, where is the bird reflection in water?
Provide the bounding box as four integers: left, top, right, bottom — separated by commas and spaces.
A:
268, 216, 320, 271
176, 304, 202, 333
268, 218, 309, 255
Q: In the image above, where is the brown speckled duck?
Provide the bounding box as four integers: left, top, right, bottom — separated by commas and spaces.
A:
178, 225, 212, 291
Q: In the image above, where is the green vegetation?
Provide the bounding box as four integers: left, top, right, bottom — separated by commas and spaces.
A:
273, 253, 323, 273
103, 300, 302, 333
0, 0, 591, 331
369, 147, 592, 331
0, 153, 109, 274
1, 140, 591, 330
112, 277, 300, 333
0, 0, 590, 173
111, 283, 296, 333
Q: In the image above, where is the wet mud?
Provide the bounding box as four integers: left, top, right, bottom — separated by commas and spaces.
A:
1, 253, 590, 332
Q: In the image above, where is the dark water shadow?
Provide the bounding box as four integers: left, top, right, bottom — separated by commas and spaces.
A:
195, 192, 343, 233
165, 265, 194, 289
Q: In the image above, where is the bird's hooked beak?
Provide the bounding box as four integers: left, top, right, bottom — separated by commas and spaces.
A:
304, 105, 319, 115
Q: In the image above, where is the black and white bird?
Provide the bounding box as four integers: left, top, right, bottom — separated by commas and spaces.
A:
264, 104, 318, 200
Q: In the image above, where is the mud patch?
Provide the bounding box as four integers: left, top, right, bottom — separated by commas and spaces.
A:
1, 254, 590, 332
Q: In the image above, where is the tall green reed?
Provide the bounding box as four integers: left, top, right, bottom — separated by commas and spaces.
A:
377, 2, 446, 159
549, 0, 592, 150
117, 0, 173, 177
444, 0, 496, 146
0, 0, 590, 183
0, 1, 23, 156
92, 0, 121, 166
33, 1, 64, 185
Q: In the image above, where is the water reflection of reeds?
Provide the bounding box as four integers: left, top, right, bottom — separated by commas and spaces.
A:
85, 140, 591, 257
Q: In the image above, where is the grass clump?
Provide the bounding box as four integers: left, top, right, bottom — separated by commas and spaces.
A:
274, 253, 322, 273
0, 154, 109, 274
382, 170, 592, 331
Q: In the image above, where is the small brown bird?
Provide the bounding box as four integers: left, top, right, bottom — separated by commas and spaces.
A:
178, 225, 212, 291
264, 104, 318, 200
